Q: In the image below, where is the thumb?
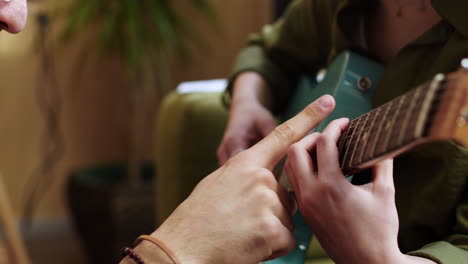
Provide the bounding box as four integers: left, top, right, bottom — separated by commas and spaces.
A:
372, 159, 394, 193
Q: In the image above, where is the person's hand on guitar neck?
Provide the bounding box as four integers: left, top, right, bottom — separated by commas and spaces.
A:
123, 95, 335, 264
217, 72, 277, 165
286, 119, 436, 264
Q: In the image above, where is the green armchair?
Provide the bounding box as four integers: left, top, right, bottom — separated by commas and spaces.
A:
154, 80, 333, 264
155, 81, 228, 224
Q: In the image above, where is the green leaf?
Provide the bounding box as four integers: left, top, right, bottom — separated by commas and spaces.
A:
60, 0, 102, 42
146, 0, 172, 50
56, 0, 219, 71
191, 0, 219, 27
122, 0, 145, 69
98, 4, 120, 55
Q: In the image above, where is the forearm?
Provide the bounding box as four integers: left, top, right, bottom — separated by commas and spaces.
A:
230, 71, 273, 111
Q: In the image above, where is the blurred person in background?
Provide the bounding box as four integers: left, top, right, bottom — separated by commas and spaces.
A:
218, 0, 468, 263
0, 0, 27, 33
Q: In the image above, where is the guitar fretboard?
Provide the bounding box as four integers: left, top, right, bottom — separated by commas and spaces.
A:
337, 77, 446, 175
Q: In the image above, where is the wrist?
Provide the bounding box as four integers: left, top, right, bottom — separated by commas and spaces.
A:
231, 72, 272, 110
120, 235, 180, 264
120, 241, 172, 264
381, 250, 407, 264
230, 99, 265, 117
134, 240, 174, 264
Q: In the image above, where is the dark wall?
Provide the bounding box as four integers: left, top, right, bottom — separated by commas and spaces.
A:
274, 0, 293, 20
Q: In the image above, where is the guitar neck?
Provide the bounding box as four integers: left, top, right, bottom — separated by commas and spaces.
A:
338, 72, 468, 176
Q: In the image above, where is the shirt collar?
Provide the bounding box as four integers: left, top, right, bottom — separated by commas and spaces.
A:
407, 0, 468, 46
431, 0, 468, 37
337, 0, 468, 47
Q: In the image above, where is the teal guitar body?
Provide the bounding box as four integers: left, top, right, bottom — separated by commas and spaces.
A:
264, 51, 384, 264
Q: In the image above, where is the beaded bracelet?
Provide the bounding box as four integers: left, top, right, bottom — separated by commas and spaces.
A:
122, 247, 144, 264
135, 235, 180, 264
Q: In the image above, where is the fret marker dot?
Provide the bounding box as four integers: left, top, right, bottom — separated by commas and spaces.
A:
458, 107, 468, 127
461, 58, 468, 70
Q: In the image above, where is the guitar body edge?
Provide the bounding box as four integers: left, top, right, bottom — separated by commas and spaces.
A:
266, 51, 384, 264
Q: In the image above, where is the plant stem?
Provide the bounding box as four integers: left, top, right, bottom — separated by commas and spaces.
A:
128, 57, 159, 188
128, 66, 145, 188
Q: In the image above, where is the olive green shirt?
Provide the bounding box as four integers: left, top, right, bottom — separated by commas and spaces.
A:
228, 0, 468, 263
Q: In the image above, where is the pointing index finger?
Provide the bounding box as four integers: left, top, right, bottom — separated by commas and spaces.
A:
250, 95, 335, 170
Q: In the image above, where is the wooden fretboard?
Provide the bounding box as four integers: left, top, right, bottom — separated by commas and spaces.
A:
337, 75, 446, 176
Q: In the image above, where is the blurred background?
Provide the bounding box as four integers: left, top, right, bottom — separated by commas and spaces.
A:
0, 0, 290, 263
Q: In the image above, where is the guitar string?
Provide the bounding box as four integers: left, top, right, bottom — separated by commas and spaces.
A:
338, 81, 441, 172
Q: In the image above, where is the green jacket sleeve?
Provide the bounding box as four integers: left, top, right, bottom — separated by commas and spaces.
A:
408, 202, 468, 263
227, 0, 345, 113
408, 145, 468, 263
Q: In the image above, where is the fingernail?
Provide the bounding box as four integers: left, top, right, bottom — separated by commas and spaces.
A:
318, 95, 333, 109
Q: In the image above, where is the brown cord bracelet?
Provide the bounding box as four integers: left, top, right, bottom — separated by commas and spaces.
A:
135, 235, 180, 264
122, 247, 144, 264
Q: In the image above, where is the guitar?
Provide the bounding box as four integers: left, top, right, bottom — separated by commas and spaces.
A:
265, 51, 468, 264
338, 70, 467, 175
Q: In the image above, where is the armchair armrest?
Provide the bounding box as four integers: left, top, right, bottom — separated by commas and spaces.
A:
155, 80, 228, 224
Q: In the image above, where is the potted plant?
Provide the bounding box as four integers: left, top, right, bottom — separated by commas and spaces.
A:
55, 0, 217, 262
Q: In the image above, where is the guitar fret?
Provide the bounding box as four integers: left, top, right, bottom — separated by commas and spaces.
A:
367, 100, 393, 160
385, 92, 410, 153
397, 88, 421, 145
347, 116, 366, 169
401, 85, 430, 145
344, 101, 391, 172
338, 124, 352, 168
415, 76, 444, 137
349, 113, 370, 167
340, 120, 358, 171
390, 96, 406, 149
417, 85, 445, 136
356, 111, 376, 164
359, 108, 380, 163
334, 74, 450, 177
345, 84, 427, 172
362, 106, 384, 162
374, 98, 402, 156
